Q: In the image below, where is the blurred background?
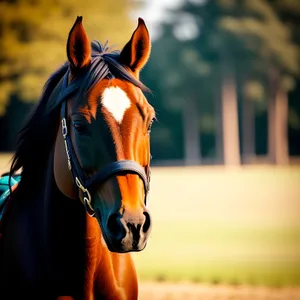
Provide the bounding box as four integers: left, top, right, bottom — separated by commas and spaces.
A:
0, 0, 300, 298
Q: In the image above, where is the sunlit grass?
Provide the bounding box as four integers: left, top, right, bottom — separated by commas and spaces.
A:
132, 165, 300, 287
133, 221, 300, 286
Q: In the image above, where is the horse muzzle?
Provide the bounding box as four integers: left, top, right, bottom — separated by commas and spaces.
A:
96, 207, 152, 253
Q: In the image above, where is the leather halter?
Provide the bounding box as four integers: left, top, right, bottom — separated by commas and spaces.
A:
60, 72, 150, 216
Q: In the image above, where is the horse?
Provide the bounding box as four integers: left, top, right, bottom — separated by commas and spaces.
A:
0, 16, 154, 300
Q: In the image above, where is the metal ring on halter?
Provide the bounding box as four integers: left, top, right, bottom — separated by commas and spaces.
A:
84, 195, 95, 217
75, 177, 95, 216
61, 118, 68, 138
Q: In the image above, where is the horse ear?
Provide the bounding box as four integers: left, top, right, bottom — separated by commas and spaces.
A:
120, 18, 151, 76
67, 16, 91, 70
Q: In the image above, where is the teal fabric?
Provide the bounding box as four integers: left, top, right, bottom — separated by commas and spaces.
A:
0, 175, 21, 220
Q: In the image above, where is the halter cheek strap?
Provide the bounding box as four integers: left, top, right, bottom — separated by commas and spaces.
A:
60, 73, 150, 216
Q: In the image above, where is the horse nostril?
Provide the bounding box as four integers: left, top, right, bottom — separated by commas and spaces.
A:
107, 213, 126, 240
142, 212, 151, 233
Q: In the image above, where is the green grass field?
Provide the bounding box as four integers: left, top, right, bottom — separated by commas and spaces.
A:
132, 165, 300, 287
1, 154, 300, 287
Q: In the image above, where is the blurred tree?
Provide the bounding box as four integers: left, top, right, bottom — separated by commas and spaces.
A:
0, 0, 136, 149
142, 13, 222, 165
147, 0, 299, 165
141, 37, 185, 163
143, 24, 210, 165
267, 0, 300, 158
218, 0, 299, 164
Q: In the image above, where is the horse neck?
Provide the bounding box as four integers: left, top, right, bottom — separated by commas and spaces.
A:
18, 146, 87, 236
5, 147, 118, 297
35, 148, 107, 279
43, 149, 110, 295
16, 148, 87, 289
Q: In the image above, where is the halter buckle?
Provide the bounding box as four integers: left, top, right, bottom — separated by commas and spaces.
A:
75, 177, 95, 217
61, 118, 68, 138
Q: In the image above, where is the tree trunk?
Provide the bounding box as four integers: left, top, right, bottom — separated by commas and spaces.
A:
215, 79, 223, 165
268, 68, 277, 163
274, 85, 289, 164
183, 97, 201, 165
221, 73, 241, 166
268, 68, 289, 164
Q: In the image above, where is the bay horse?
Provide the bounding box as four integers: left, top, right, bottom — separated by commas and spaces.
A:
0, 16, 154, 300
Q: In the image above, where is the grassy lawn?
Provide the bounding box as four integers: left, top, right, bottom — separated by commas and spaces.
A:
1, 154, 300, 286
132, 166, 300, 287
133, 221, 300, 286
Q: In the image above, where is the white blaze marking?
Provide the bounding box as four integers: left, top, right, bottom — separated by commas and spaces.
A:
101, 87, 131, 123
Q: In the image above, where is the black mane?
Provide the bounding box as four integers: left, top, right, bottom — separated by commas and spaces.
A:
9, 41, 149, 184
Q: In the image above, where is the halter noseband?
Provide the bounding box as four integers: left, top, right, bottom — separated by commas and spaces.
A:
60, 72, 150, 216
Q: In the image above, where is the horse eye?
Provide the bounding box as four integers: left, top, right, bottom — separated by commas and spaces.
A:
73, 122, 87, 134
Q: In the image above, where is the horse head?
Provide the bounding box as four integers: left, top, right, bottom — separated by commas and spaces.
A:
53, 17, 154, 253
